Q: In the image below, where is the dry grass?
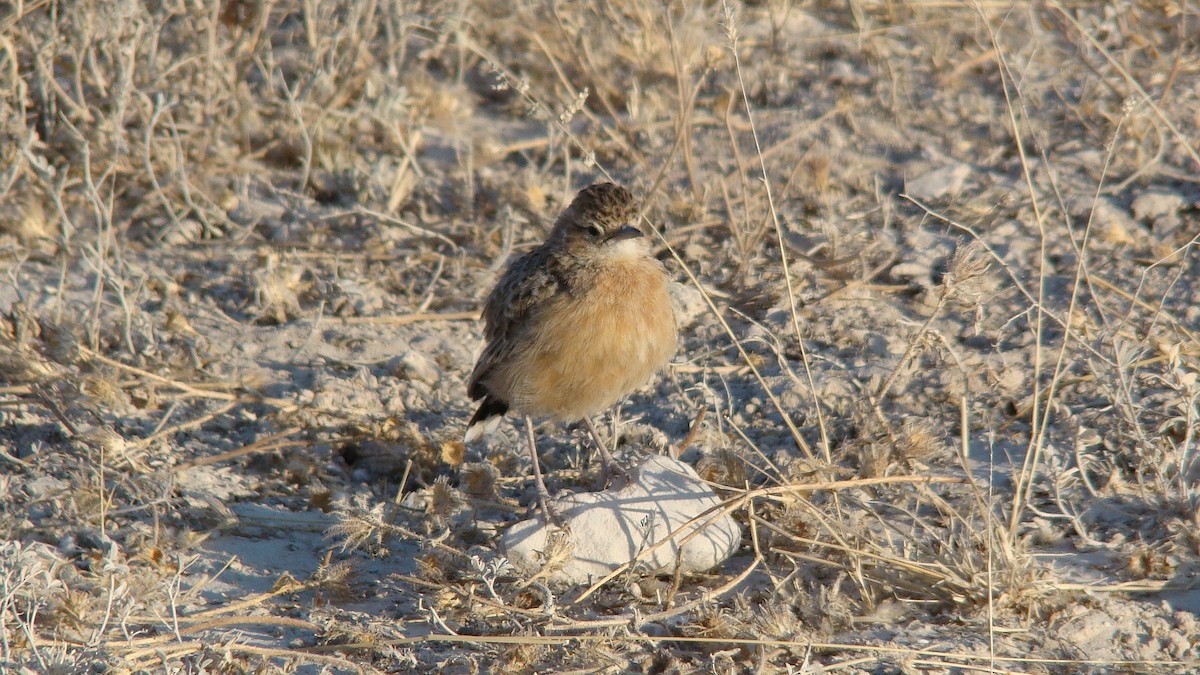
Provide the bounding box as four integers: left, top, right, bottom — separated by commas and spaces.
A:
3, 0, 1200, 672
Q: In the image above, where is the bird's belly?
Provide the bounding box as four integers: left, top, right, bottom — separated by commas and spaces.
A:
513, 261, 676, 420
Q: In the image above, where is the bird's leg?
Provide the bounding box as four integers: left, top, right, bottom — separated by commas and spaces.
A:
583, 416, 629, 487
524, 415, 561, 524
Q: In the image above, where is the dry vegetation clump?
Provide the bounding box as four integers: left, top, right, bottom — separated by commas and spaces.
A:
2, 0, 1200, 672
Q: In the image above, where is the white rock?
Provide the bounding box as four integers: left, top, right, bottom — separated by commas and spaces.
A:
162, 218, 204, 245
669, 281, 707, 329
905, 163, 971, 201
1131, 190, 1184, 222
1083, 197, 1137, 246
395, 350, 439, 384
500, 455, 741, 584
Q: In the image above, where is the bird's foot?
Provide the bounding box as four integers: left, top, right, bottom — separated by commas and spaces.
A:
533, 487, 568, 528
592, 457, 631, 491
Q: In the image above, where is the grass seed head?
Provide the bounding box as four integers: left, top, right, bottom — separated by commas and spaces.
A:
427, 475, 466, 524
459, 461, 498, 499
941, 239, 990, 305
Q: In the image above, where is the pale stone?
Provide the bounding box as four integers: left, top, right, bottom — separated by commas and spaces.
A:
395, 350, 439, 384
669, 281, 707, 329
905, 163, 971, 201
500, 455, 741, 584
1131, 190, 1185, 222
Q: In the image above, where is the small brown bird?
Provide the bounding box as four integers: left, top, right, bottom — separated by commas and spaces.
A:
465, 182, 677, 515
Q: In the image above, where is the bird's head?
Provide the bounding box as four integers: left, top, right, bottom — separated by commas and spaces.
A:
551, 182, 646, 258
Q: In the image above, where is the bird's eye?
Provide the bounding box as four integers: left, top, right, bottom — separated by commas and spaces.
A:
585, 225, 602, 238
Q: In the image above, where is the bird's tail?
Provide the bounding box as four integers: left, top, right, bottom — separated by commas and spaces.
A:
464, 396, 509, 443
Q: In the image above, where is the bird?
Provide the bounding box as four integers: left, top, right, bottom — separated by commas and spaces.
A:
465, 182, 678, 518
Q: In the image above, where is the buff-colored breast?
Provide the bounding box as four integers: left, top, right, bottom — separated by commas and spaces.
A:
489, 256, 677, 421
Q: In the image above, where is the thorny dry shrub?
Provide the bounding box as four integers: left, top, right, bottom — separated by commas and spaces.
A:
3, 0, 1200, 671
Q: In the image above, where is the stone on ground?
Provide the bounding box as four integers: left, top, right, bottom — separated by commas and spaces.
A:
500, 455, 741, 585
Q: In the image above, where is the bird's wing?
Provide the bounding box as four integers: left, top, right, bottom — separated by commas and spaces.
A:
468, 245, 569, 401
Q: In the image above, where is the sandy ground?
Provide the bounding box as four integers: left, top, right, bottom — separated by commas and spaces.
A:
2, 1, 1200, 672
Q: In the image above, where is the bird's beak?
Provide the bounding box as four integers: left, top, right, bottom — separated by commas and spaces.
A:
605, 224, 643, 243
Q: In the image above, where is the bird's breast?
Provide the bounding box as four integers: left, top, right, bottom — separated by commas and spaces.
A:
514, 257, 677, 420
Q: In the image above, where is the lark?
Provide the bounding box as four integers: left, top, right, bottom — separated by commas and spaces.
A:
465, 182, 678, 516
